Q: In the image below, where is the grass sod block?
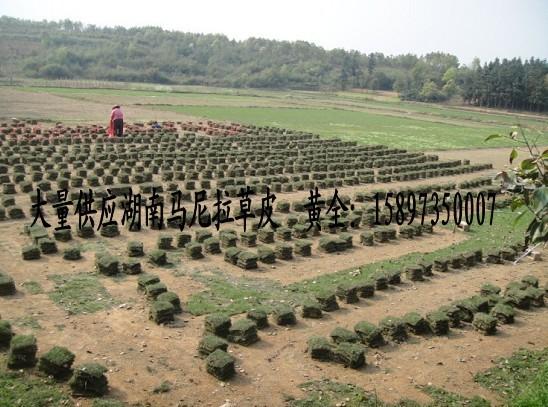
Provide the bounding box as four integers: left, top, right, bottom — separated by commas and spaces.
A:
38, 346, 75, 379
22, 245, 41, 260
69, 363, 109, 396
472, 312, 498, 335
149, 249, 168, 266
330, 327, 360, 344
204, 314, 232, 337
301, 299, 323, 319
0, 320, 14, 347
402, 312, 430, 335
95, 254, 119, 276
137, 273, 160, 291
246, 309, 269, 329
315, 291, 339, 312
379, 316, 408, 342
353, 321, 385, 348
205, 349, 235, 381
7, 334, 38, 369
426, 310, 450, 335
332, 342, 366, 369
227, 319, 259, 346
490, 303, 515, 324
149, 300, 175, 324
198, 335, 228, 357
307, 336, 333, 361
272, 304, 296, 325
127, 241, 144, 257
0, 272, 16, 295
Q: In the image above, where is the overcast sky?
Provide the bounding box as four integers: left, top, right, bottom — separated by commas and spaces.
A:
1, 0, 546, 64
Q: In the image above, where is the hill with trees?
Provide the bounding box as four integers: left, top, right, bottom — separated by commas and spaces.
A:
0, 16, 546, 111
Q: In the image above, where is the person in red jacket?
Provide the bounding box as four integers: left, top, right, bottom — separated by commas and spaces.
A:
108, 105, 124, 137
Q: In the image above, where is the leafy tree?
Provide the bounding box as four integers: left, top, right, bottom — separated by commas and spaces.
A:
486, 127, 548, 245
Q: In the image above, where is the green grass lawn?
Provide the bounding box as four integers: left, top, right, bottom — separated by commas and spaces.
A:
156, 104, 535, 150
16, 84, 547, 150
186, 209, 530, 316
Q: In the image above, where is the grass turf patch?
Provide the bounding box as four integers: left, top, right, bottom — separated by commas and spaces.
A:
0, 357, 73, 407
187, 210, 529, 316
475, 347, 548, 405
48, 274, 115, 314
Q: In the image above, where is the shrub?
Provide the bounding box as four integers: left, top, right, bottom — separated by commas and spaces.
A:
472, 312, 497, 335
227, 319, 259, 345
7, 334, 38, 369
246, 309, 269, 329
22, 244, 41, 260
0, 272, 16, 296
272, 304, 296, 325
354, 321, 384, 347
198, 335, 228, 357
38, 346, 75, 379
149, 300, 175, 324
205, 314, 231, 337
69, 363, 109, 396
307, 336, 333, 361
206, 349, 235, 381
330, 327, 360, 344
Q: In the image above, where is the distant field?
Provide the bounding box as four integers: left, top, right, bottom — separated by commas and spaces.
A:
5, 84, 548, 150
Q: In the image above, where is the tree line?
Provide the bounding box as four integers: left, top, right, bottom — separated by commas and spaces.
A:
0, 16, 546, 111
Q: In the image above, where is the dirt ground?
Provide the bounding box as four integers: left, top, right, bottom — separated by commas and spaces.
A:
0, 112, 546, 406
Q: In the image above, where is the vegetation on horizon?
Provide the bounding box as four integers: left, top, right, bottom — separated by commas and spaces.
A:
1, 16, 546, 112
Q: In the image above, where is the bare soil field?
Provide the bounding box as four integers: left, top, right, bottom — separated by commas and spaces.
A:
0, 113, 546, 407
